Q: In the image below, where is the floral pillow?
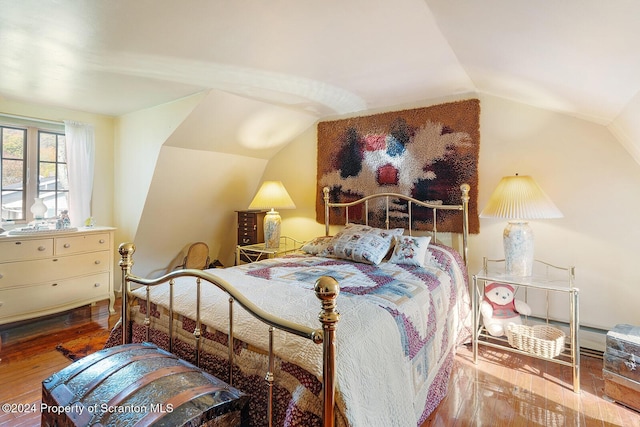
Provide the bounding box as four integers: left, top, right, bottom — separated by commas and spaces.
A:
388, 235, 432, 267
322, 223, 404, 265
301, 236, 333, 255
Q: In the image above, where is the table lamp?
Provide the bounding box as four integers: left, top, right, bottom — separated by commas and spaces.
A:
480, 174, 562, 276
248, 181, 296, 249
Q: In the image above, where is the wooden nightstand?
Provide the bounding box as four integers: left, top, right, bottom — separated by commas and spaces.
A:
236, 210, 266, 263
236, 236, 304, 265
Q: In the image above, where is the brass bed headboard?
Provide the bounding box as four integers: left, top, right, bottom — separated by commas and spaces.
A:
323, 183, 470, 265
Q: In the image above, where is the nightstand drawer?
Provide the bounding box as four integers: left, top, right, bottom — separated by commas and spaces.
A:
238, 214, 258, 226
238, 235, 255, 246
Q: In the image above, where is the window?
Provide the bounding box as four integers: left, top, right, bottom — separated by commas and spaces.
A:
38, 131, 68, 218
0, 118, 67, 222
1, 126, 26, 220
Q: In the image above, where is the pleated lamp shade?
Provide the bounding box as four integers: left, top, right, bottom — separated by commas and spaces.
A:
248, 181, 296, 211
480, 175, 562, 220
248, 181, 296, 249
480, 175, 562, 276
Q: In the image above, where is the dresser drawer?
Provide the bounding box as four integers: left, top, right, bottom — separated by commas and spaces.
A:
55, 232, 110, 255
0, 251, 111, 288
0, 238, 54, 262
0, 272, 110, 320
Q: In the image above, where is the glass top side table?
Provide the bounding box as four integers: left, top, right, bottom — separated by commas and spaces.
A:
472, 257, 580, 393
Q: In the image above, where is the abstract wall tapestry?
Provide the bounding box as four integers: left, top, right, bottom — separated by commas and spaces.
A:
316, 99, 480, 234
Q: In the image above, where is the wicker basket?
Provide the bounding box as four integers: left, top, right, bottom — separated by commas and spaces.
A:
506, 324, 565, 359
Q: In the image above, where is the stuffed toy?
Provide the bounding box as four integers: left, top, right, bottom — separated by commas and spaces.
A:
480, 282, 532, 337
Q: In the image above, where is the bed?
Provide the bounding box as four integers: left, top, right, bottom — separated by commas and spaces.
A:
106, 184, 473, 427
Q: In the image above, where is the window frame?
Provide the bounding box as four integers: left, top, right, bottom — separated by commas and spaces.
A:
0, 116, 66, 223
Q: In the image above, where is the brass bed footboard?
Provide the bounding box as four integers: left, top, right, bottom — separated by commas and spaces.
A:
118, 242, 339, 427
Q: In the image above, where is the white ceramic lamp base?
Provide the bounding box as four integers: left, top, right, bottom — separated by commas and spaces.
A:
503, 221, 534, 276
264, 209, 281, 249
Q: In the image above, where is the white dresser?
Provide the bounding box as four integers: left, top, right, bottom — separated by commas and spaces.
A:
0, 226, 115, 325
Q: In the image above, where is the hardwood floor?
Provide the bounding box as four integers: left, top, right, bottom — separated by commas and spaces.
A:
0, 300, 638, 426
0, 300, 119, 427
422, 346, 640, 427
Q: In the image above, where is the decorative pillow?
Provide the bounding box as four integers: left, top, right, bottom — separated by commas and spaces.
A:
388, 235, 432, 267
323, 223, 404, 265
301, 236, 333, 255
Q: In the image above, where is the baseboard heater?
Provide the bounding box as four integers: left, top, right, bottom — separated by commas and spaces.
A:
580, 346, 604, 359
526, 314, 607, 358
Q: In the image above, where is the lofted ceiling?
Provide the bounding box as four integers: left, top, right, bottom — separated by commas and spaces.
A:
2, 0, 640, 156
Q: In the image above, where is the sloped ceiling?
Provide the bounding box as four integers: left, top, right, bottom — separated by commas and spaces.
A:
2, 0, 639, 157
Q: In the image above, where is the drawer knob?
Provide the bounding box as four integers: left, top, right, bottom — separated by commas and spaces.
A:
38, 246, 46, 251
94, 283, 101, 287
15, 241, 22, 245
51, 283, 58, 287
64, 243, 71, 248
94, 260, 101, 265
99, 239, 105, 244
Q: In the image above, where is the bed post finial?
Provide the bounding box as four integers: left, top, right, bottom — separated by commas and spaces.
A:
118, 242, 136, 345
119, 242, 136, 267
460, 183, 470, 203
323, 186, 331, 236
315, 275, 339, 427
460, 184, 470, 266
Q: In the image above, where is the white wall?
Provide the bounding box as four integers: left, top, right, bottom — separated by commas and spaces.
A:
269, 93, 640, 350
113, 93, 205, 247
610, 90, 640, 165
113, 91, 271, 279
132, 146, 267, 277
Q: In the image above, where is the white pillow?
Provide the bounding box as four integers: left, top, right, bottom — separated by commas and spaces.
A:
388, 235, 432, 267
301, 236, 333, 255
322, 223, 404, 265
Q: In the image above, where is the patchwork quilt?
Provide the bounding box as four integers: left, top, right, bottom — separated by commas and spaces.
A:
107, 243, 471, 427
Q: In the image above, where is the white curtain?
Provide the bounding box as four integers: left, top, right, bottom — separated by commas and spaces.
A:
64, 120, 95, 227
